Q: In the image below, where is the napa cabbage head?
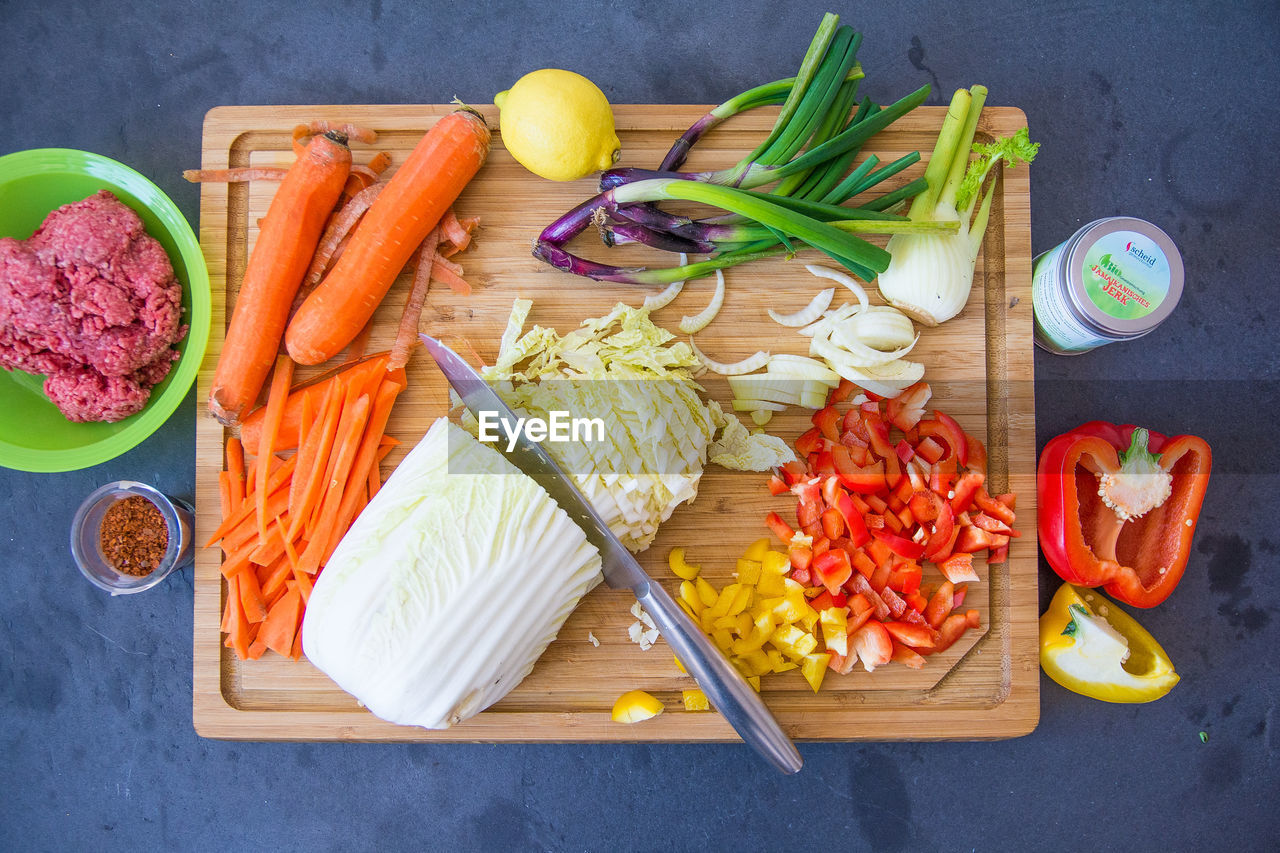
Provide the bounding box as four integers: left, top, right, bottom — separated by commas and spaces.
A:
302, 418, 602, 730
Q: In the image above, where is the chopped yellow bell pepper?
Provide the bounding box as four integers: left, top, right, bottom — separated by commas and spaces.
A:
735, 559, 762, 585
767, 649, 798, 673
801, 653, 831, 692
761, 550, 791, 576
746, 675, 761, 692
820, 607, 849, 656
679, 580, 702, 615
673, 655, 686, 673
695, 576, 718, 608
743, 537, 770, 562
1040, 583, 1180, 704
682, 688, 710, 711
668, 547, 701, 581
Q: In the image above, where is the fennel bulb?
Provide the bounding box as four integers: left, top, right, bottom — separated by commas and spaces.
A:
877, 86, 1039, 326
302, 418, 602, 730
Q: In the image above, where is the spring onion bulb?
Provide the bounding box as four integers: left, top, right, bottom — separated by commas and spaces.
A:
679, 269, 726, 333
877, 86, 1039, 326
690, 336, 769, 376
769, 287, 834, 327
750, 410, 774, 427
805, 264, 868, 313
643, 253, 688, 310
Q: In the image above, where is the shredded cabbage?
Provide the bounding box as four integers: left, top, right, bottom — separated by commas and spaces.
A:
477, 300, 793, 550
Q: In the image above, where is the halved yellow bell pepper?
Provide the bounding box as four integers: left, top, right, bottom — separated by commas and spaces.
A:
1039, 583, 1180, 703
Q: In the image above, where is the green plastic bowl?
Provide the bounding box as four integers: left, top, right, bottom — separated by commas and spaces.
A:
0, 149, 210, 473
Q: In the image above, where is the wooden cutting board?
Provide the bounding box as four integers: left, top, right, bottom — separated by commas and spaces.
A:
192, 103, 1038, 741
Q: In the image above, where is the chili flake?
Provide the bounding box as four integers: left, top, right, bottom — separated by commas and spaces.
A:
99, 495, 168, 576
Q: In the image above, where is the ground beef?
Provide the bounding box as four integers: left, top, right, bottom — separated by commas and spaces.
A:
0, 190, 187, 422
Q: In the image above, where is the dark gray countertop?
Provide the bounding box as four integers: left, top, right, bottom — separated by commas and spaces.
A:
3, 1, 1278, 849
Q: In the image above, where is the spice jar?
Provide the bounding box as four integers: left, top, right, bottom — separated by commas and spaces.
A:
70, 481, 194, 595
1032, 217, 1184, 354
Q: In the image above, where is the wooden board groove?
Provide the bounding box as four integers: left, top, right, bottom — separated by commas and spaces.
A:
193, 104, 1038, 742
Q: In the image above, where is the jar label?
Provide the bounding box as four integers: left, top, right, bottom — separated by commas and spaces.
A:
1081, 230, 1170, 320
1032, 244, 1111, 352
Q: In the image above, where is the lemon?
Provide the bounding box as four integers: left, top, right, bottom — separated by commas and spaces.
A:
611, 689, 665, 724
495, 69, 621, 182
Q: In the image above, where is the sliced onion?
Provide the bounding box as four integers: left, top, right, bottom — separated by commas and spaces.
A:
690, 337, 769, 375
679, 269, 726, 334
766, 353, 839, 383
769, 287, 834, 328
750, 409, 774, 427
821, 355, 925, 398
806, 264, 868, 313
644, 253, 688, 310
810, 330, 918, 368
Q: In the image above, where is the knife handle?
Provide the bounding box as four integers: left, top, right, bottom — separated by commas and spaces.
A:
635, 579, 803, 775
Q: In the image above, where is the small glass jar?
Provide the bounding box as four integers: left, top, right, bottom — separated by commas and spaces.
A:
1032, 217, 1184, 355
70, 481, 194, 595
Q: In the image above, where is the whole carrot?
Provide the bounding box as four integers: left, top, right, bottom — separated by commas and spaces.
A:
209, 131, 352, 425
285, 109, 490, 365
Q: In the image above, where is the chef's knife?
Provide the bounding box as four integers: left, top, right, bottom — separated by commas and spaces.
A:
422, 334, 802, 775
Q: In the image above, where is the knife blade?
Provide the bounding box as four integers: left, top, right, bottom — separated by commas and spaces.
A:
422, 334, 802, 774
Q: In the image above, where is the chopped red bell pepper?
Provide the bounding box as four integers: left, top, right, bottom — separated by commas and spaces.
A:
812, 405, 842, 443
870, 528, 926, 561
767, 474, 789, 496
765, 511, 795, 544
950, 470, 985, 513
1037, 421, 1212, 608
923, 581, 954, 629
885, 381, 932, 432
918, 410, 969, 467
937, 552, 979, 583
888, 562, 922, 595
915, 436, 945, 464
812, 549, 853, 596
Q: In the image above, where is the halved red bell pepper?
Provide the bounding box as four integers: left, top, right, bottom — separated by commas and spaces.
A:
1037, 421, 1211, 608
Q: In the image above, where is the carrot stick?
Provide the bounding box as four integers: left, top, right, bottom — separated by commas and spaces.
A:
389, 227, 440, 370
205, 454, 298, 547
226, 437, 246, 509
256, 356, 295, 542
209, 131, 351, 426
285, 109, 491, 365
259, 554, 294, 603
290, 625, 304, 661
259, 585, 304, 656
299, 394, 370, 572
288, 387, 325, 522
183, 167, 289, 183
218, 472, 234, 521
288, 379, 346, 541
226, 575, 253, 660
223, 487, 291, 556
238, 565, 268, 623
238, 350, 391, 455
247, 636, 267, 660
221, 573, 235, 634
299, 182, 384, 299
367, 456, 382, 499
323, 380, 402, 560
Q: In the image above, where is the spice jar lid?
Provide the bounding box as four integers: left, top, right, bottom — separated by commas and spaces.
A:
70, 481, 193, 595
1064, 217, 1185, 337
